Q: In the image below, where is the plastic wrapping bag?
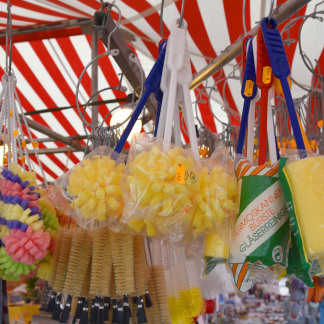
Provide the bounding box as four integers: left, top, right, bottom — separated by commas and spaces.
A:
191, 143, 238, 235
148, 238, 205, 324
229, 155, 290, 292
279, 150, 324, 278
121, 133, 200, 241
58, 146, 125, 229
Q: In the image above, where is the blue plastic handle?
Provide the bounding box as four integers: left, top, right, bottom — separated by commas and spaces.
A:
237, 39, 257, 154
114, 43, 167, 153
241, 38, 257, 100
261, 17, 305, 153
154, 89, 163, 137
261, 18, 290, 79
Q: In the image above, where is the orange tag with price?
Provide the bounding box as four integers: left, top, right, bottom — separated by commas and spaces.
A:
176, 163, 186, 184
32, 141, 39, 149
244, 80, 254, 97
13, 130, 18, 137
262, 66, 272, 84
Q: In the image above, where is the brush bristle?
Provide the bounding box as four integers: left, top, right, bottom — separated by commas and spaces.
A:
80, 257, 92, 298
90, 228, 112, 297
62, 228, 92, 296
147, 266, 170, 324
109, 232, 135, 296
134, 236, 148, 297
53, 229, 74, 293
49, 227, 64, 287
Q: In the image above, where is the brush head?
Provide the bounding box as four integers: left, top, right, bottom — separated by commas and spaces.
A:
90, 228, 112, 297
147, 265, 170, 324
109, 232, 135, 296
63, 228, 92, 296
52, 228, 74, 292
48, 228, 64, 286
134, 236, 148, 297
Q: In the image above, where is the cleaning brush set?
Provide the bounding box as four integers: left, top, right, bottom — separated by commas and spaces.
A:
47, 228, 159, 324
44, 12, 240, 324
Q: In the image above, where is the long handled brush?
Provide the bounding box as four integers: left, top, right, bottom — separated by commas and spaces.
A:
51, 228, 74, 320
109, 232, 135, 324
60, 228, 92, 323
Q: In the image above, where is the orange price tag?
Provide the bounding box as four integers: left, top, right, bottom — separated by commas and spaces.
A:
32, 141, 39, 149
244, 80, 254, 97
9, 110, 13, 118
21, 156, 25, 164
176, 163, 186, 184
262, 66, 272, 84
13, 130, 18, 137
318, 120, 323, 128
21, 140, 26, 149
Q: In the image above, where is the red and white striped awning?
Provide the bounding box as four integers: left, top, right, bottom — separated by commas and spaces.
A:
0, 0, 323, 181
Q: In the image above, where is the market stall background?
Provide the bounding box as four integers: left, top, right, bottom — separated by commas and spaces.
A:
0, 0, 323, 182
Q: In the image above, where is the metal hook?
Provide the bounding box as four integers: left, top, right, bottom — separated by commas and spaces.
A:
267, 0, 275, 25
178, 0, 185, 28
105, 2, 121, 55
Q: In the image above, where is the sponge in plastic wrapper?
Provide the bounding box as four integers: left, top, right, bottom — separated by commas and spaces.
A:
58, 146, 125, 229
279, 150, 324, 278
229, 155, 290, 292
121, 133, 201, 241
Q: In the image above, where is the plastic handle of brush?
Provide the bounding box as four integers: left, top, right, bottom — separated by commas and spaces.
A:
114, 45, 167, 153
242, 35, 254, 79
153, 42, 167, 137
256, 27, 273, 90
237, 99, 251, 155
280, 77, 306, 152
267, 93, 278, 163
257, 27, 273, 164
247, 97, 256, 162
154, 90, 163, 137
246, 37, 258, 162
178, 42, 199, 159
114, 90, 151, 153
157, 39, 171, 139
261, 17, 306, 155
173, 102, 181, 147
258, 88, 268, 165
261, 18, 290, 79
238, 40, 257, 155
241, 39, 257, 100
163, 19, 187, 145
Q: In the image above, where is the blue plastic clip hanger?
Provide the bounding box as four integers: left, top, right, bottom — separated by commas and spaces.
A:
236, 37, 258, 155
114, 41, 167, 154
261, 17, 306, 153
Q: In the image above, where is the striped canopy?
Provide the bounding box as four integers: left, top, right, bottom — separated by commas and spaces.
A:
0, 0, 323, 181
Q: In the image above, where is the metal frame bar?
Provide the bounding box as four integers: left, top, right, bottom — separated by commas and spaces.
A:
190, 0, 310, 90
0, 0, 310, 156
19, 115, 85, 151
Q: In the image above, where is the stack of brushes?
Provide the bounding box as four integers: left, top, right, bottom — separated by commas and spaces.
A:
46, 227, 159, 324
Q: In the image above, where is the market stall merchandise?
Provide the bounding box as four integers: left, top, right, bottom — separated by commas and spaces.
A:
0, 0, 323, 323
